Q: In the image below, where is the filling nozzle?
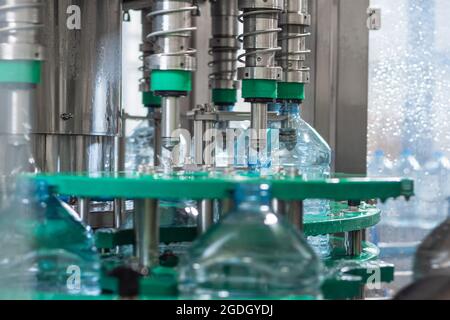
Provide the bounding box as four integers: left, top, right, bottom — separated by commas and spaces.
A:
250, 103, 268, 153
161, 96, 181, 152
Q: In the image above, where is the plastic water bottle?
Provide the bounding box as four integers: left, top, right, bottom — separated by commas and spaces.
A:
367, 150, 394, 177
178, 183, 322, 299
416, 152, 449, 229
125, 116, 155, 171
276, 103, 332, 258
0, 180, 101, 297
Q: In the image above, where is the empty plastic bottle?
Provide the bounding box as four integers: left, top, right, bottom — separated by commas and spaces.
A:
125, 113, 155, 171
274, 103, 332, 258
416, 152, 449, 229
367, 150, 394, 177
178, 183, 322, 300
0, 180, 101, 297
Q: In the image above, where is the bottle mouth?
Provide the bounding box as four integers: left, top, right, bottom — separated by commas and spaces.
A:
234, 183, 272, 204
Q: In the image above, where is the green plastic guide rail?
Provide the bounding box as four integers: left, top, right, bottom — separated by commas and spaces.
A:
34, 172, 414, 202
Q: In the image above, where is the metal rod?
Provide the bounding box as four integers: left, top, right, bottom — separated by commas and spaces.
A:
134, 199, 160, 271
346, 230, 363, 257
250, 103, 268, 153
153, 109, 162, 166
197, 199, 214, 234
78, 198, 90, 225
272, 198, 303, 231
113, 198, 125, 229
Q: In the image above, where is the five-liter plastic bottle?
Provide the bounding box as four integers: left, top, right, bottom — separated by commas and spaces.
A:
0, 179, 101, 297
414, 198, 450, 280
274, 103, 332, 258
178, 183, 322, 300
416, 152, 450, 229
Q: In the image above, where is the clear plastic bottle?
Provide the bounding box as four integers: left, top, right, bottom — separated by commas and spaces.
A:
0, 180, 101, 297
275, 103, 332, 258
416, 152, 449, 229
178, 183, 322, 300
367, 149, 394, 177
125, 113, 155, 171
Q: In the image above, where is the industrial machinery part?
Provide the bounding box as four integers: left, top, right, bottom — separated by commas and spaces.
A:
277, 0, 310, 97
33, 0, 122, 225
237, 0, 283, 156
0, 0, 44, 179
145, 0, 197, 154
209, 0, 239, 109
140, 7, 162, 165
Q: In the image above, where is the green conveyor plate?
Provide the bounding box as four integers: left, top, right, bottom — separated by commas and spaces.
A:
305, 203, 381, 236
33, 172, 414, 202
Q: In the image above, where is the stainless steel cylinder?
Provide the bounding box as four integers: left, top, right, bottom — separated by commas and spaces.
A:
140, 8, 155, 94
35, 0, 122, 137
209, 0, 239, 90
0, 0, 44, 61
237, 0, 283, 81
346, 230, 363, 257
161, 96, 181, 150
134, 199, 160, 270
277, 0, 310, 84
146, 0, 197, 72
32, 0, 122, 174
197, 199, 214, 234
250, 103, 268, 151
0, 0, 44, 178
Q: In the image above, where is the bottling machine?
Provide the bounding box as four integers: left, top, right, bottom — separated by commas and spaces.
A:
0, 0, 416, 300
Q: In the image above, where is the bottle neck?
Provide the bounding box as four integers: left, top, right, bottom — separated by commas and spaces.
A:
280, 103, 301, 117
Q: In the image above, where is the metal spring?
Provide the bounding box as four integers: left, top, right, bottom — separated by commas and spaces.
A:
278, 32, 311, 72
145, 6, 197, 57
237, 10, 282, 64
0, 1, 43, 34
208, 48, 237, 80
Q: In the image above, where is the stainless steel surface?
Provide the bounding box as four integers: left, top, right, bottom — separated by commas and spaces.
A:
35, 0, 122, 137
197, 199, 214, 234
78, 198, 90, 225
140, 8, 155, 95
209, 0, 239, 91
277, 0, 310, 85
145, 0, 197, 72
250, 103, 268, 152
32, 135, 115, 172
161, 96, 181, 150
0, 0, 44, 60
237, 0, 283, 72
346, 230, 363, 257
153, 109, 162, 165
135, 199, 160, 270
305, 0, 369, 174
0, 1, 43, 178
